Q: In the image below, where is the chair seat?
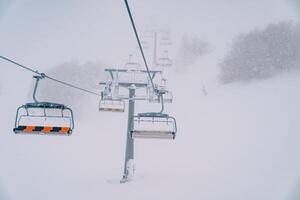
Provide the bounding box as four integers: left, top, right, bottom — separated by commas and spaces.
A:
13, 126, 71, 135
131, 130, 175, 139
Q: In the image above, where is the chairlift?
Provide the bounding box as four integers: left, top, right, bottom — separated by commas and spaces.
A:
99, 82, 125, 112
124, 62, 141, 70
159, 37, 172, 46
13, 75, 74, 135
159, 31, 172, 46
131, 113, 176, 139
160, 40, 172, 46
156, 51, 172, 67
99, 95, 125, 112
140, 40, 149, 49
124, 55, 141, 70
131, 93, 176, 139
156, 57, 172, 67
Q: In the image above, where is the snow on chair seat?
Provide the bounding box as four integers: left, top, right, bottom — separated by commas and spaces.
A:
99, 107, 125, 112
99, 99, 125, 113
131, 130, 175, 139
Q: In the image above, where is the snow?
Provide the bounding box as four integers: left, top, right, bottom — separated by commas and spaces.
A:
1, 1, 300, 200
1, 57, 300, 199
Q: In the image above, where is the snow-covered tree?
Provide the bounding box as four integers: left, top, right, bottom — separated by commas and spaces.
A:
38, 61, 106, 117
176, 34, 211, 72
219, 22, 300, 84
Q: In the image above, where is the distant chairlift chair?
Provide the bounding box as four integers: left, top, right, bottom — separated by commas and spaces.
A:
13, 75, 74, 135
124, 55, 142, 70
99, 84, 125, 113
156, 57, 172, 68
99, 97, 125, 113
148, 79, 173, 103
156, 51, 172, 68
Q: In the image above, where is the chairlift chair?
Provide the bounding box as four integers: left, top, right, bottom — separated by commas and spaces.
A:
156, 57, 172, 67
156, 51, 172, 68
159, 37, 172, 46
99, 83, 125, 112
99, 96, 125, 113
131, 92, 176, 140
159, 31, 172, 46
124, 62, 141, 70
124, 55, 141, 70
13, 75, 74, 135
160, 41, 172, 46
131, 113, 176, 139
140, 40, 149, 50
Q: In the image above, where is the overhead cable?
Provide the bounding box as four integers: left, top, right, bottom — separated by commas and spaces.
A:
0, 55, 100, 97
124, 0, 156, 92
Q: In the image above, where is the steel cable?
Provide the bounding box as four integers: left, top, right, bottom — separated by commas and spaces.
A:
0, 55, 101, 97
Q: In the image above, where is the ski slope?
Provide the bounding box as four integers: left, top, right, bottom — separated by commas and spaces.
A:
1, 54, 300, 199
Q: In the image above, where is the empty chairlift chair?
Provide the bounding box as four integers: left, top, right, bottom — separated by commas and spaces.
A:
156, 51, 172, 68
156, 57, 172, 68
99, 86, 125, 112
13, 75, 74, 135
99, 97, 125, 112
131, 89, 176, 139
131, 112, 177, 140
14, 103, 74, 135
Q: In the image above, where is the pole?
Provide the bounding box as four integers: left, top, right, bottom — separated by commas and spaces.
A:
121, 87, 135, 183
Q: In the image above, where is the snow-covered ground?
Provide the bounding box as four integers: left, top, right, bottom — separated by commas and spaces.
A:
1, 55, 300, 199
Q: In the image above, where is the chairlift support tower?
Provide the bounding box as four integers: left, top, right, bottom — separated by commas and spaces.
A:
100, 68, 162, 183
141, 30, 173, 69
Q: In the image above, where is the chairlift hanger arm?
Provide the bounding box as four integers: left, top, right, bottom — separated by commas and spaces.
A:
32, 75, 43, 103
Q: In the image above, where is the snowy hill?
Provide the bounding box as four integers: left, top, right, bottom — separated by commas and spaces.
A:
1, 55, 300, 199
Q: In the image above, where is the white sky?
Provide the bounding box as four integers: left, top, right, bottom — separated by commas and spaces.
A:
0, 0, 298, 69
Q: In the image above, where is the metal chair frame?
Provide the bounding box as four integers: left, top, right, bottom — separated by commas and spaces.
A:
13, 75, 74, 135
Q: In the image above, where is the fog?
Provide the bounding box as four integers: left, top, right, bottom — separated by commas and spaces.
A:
0, 1, 300, 200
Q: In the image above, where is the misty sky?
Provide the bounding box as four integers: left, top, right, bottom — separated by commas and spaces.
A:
0, 0, 298, 70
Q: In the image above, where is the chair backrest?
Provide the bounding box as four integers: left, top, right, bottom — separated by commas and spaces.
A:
14, 103, 74, 135
131, 115, 176, 139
